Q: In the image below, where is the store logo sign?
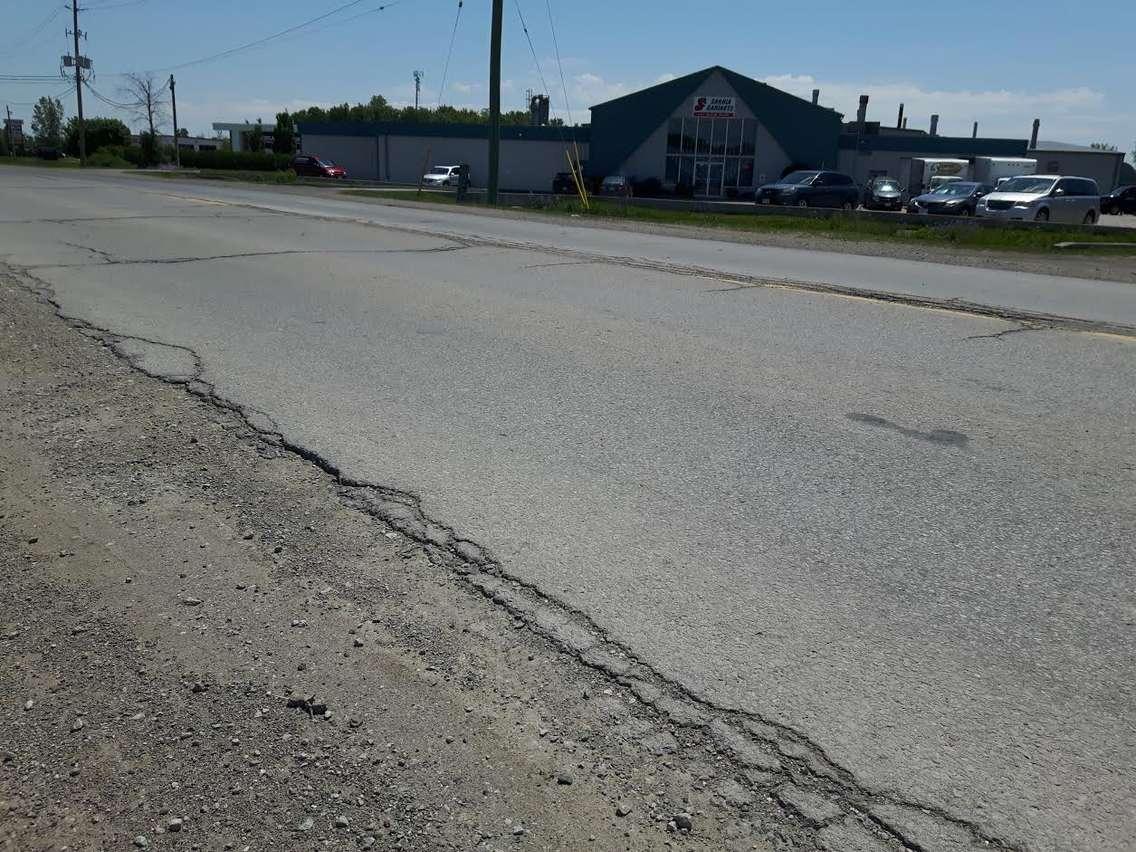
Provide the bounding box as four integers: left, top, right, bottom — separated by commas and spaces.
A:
693, 96, 735, 118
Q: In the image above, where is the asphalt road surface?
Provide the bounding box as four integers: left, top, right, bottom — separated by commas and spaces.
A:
2, 168, 1134, 851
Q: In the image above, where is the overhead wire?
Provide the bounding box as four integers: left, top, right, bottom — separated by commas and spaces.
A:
513, 0, 550, 98
436, 0, 463, 107
0, 5, 67, 57
130, 0, 407, 74
545, 0, 574, 126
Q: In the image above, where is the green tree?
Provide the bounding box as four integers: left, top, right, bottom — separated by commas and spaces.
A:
273, 110, 296, 153
247, 119, 264, 153
0, 132, 8, 157
1090, 141, 1119, 151
64, 116, 130, 157
31, 96, 65, 148
137, 131, 160, 167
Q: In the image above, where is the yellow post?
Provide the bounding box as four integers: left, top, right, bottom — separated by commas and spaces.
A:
565, 149, 588, 210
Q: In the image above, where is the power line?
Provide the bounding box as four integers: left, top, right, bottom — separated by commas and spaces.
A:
545, 0, 573, 126
436, 0, 462, 107
513, 0, 550, 101
135, 0, 406, 74
0, 5, 67, 56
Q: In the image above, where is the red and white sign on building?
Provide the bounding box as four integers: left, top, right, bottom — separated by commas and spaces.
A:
692, 95, 736, 118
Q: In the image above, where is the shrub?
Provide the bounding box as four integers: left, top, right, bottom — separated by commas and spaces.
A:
87, 146, 132, 168
178, 149, 291, 171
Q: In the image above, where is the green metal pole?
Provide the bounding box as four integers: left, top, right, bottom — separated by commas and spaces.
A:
487, 0, 502, 204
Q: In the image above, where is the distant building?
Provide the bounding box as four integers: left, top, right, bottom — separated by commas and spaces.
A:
211, 122, 276, 152
1028, 141, 1126, 193
4, 117, 26, 148
131, 133, 220, 152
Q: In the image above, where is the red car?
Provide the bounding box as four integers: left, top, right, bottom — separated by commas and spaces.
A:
290, 155, 347, 179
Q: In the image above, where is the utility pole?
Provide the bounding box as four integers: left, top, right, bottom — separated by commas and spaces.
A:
70, 0, 86, 166
487, 0, 502, 204
413, 70, 422, 111
169, 74, 180, 168
4, 105, 12, 156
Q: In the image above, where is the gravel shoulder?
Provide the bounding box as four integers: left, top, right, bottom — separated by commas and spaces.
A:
0, 273, 903, 850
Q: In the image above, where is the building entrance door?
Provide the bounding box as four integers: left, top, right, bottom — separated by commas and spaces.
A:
695, 160, 725, 196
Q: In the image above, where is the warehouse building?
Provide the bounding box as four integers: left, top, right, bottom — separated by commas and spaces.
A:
837, 130, 1029, 188
586, 66, 841, 197
293, 65, 1128, 195
297, 122, 589, 192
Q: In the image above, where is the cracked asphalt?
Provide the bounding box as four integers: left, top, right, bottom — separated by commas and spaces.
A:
2, 167, 1135, 851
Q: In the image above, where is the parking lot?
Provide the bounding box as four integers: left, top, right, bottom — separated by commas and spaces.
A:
1098, 213, 1136, 230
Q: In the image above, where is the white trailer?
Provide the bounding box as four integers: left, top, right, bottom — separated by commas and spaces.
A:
972, 156, 1037, 187
907, 158, 970, 196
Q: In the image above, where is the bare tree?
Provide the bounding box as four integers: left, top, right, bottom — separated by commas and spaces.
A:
119, 72, 168, 138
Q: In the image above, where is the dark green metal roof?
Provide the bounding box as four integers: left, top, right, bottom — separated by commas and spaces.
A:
296, 121, 589, 143
839, 133, 1027, 156
587, 66, 843, 176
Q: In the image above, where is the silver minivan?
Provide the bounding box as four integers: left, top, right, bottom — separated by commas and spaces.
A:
976, 175, 1100, 224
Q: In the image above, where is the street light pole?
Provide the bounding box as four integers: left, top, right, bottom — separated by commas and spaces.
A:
487, 0, 502, 204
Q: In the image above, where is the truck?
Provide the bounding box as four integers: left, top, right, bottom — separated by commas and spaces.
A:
906, 158, 970, 197
972, 156, 1037, 188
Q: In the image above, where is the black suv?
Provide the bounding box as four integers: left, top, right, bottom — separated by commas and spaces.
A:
755, 170, 860, 209
1101, 185, 1136, 215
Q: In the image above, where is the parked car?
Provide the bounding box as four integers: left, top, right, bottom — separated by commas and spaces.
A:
976, 175, 1100, 224
755, 170, 860, 209
422, 165, 462, 187
1100, 185, 1136, 215
290, 155, 346, 178
599, 175, 632, 197
862, 177, 904, 211
908, 181, 993, 217
552, 171, 576, 194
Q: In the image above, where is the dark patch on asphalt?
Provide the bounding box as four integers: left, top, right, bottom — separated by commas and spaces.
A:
846, 413, 969, 447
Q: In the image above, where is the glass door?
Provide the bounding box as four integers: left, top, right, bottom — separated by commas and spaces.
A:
707, 162, 724, 197
694, 161, 709, 196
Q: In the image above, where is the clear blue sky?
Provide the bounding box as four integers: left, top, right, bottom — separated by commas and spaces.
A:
2, 0, 1133, 154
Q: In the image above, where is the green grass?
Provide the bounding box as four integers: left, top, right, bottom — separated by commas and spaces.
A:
2, 156, 83, 168
140, 169, 299, 184
342, 188, 458, 204
341, 189, 1136, 254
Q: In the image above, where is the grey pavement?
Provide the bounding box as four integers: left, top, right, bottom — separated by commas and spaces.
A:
2, 167, 1134, 851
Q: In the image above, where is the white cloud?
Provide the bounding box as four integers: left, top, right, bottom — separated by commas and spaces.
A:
759, 72, 1126, 146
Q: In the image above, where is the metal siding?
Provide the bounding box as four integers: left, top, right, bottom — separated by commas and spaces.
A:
301, 135, 379, 179
1027, 149, 1125, 192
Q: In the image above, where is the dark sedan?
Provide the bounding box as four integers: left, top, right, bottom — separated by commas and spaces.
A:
908, 181, 993, 216
862, 177, 904, 211
1101, 185, 1136, 215
755, 170, 860, 209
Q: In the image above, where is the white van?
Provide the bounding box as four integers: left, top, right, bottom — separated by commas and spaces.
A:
976, 175, 1100, 224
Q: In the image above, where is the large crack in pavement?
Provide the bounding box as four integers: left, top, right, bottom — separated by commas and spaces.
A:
39, 240, 472, 269
5, 259, 1026, 852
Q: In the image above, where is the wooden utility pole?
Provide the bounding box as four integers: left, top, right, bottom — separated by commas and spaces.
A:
70, 0, 86, 165
4, 105, 13, 156
169, 75, 180, 168
487, 0, 502, 204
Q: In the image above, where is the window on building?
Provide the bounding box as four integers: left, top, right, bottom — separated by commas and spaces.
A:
667, 118, 683, 155
663, 116, 759, 195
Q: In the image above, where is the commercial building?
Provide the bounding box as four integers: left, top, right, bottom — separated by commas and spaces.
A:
212, 122, 276, 152
297, 122, 589, 191
1027, 141, 1126, 194
587, 66, 841, 197
290, 65, 1128, 195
